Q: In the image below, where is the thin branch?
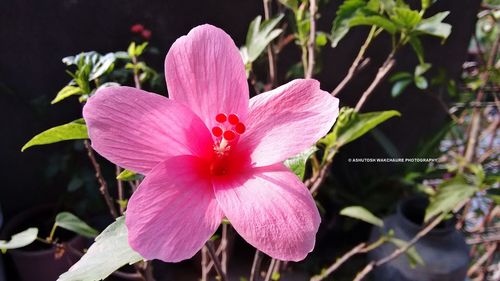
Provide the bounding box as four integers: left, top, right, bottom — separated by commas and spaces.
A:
250, 250, 263, 281
221, 224, 229, 274
353, 215, 444, 281
467, 242, 497, 277
331, 26, 377, 96
263, 0, 278, 87
116, 166, 125, 214
84, 140, 118, 218
205, 241, 228, 281
264, 258, 277, 281
201, 246, 209, 281
354, 50, 397, 112
305, 0, 317, 79
310, 243, 366, 281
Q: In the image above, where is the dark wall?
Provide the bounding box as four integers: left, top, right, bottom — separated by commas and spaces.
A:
0, 0, 479, 218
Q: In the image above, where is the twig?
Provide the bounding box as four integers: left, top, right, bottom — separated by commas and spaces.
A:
467, 242, 497, 277
221, 224, 229, 274
263, 0, 278, 87
250, 250, 263, 281
305, 0, 317, 79
116, 166, 125, 214
264, 258, 277, 281
205, 241, 228, 281
354, 50, 397, 112
201, 246, 209, 281
84, 140, 118, 218
331, 26, 377, 96
310, 243, 366, 281
353, 215, 444, 281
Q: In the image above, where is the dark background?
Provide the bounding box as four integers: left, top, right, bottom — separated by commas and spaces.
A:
0, 0, 479, 233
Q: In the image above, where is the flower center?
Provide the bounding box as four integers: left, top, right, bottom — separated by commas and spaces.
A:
210, 113, 246, 176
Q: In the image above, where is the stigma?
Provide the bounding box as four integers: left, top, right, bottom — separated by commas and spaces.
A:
211, 113, 246, 156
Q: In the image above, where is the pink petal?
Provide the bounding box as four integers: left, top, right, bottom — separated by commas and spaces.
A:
165, 24, 249, 128
126, 155, 223, 262
83, 86, 213, 174
213, 165, 321, 261
237, 79, 339, 166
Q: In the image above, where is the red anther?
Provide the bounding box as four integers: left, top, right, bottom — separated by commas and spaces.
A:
215, 113, 227, 123
235, 122, 246, 134
212, 126, 223, 137
228, 114, 239, 125
223, 130, 236, 141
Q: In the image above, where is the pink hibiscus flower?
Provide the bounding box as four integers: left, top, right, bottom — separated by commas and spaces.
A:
83, 24, 339, 262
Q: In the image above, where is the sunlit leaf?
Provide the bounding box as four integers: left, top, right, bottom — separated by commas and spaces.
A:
241, 14, 284, 65
57, 217, 143, 281
415, 11, 452, 40
0, 228, 38, 252
284, 146, 318, 180
349, 15, 397, 34
116, 169, 140, 181
340, 206, 384, 227
22, 119, 88, 151
51, 85, 83, 104
320, 108, 401, 156
425, 175, 477, 222
55, 212, 99, 238
330, 0, 366, 47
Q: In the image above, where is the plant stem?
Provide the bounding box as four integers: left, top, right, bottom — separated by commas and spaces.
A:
201, 246, 209, 281
311, 243, 366, 281
263, 0, 278, 87
354, 48, 397, 112
221, 223, 229, 274
305, 0, 317, 79
264, 258, 277, 281
84, 140, 118, 218
331, 26, 377, 96
353, 214, 444, 281
116, 166, 125, 214
205, 240, 228, 281
250, 250, 263, 281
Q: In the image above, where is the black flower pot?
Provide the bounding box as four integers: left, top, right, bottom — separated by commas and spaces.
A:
0, 205, 88, 281
368, 197, 470, 281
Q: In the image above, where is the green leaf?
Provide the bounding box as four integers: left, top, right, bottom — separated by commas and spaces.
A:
320, 108, 401, 153
389, 71, 412, 82
389, 238, 425, 268
391, 79, 412, 97
409, 36, 424, 64
349, 15, 397, 34
116, 169, 140, 181
284, 146, 318, 180
390, 7, 422, 30
22, 119, 88, 151
55, 212, 99, 238
425, 175, 478, 222
315, 32, 328, 47
89, 53, 116, 81
415, 11, 452, 40
57, 217, 143, 281
134, 42, 149, 57
242, 14, 284, 64
127, 42, 136, 58
330, 0, 366, 47
0, 228, 38, 252
414, 76, 428, 89
414, 63, 431, 76
421, 0, 432, 10
340, 206, 384, 227
278, 0, 298, 11
51, 85, 83, 104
